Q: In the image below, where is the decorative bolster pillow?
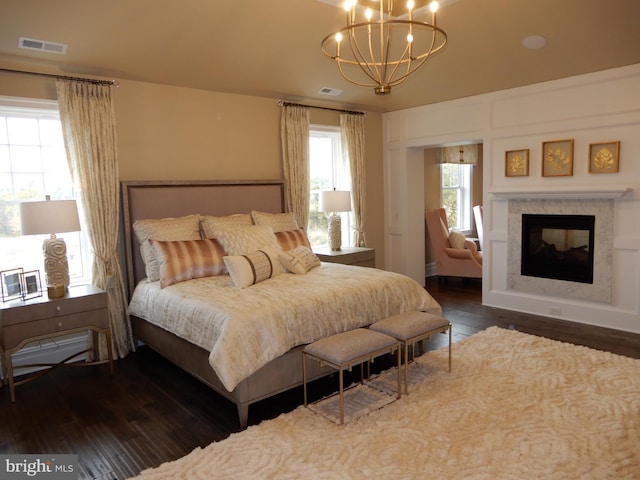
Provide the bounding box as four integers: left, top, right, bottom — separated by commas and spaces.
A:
224, 248, 281, 288
150, 238, 227, 288
278, 246, 321, 275
274, 228, 311, 251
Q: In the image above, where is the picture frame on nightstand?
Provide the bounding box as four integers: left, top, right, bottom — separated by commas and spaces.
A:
21, 270, 42, 300
1, 268, 24, 302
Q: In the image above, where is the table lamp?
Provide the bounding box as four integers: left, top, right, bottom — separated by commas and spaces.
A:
20, 196, 81, 297
319, 190, 351, 251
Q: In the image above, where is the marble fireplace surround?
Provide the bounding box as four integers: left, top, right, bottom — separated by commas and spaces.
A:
494, 187, 632, 304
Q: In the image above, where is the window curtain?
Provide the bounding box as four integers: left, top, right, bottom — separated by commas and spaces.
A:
340, 113, 367, 247
56, 79, 134, 360
280, 105, 310, 229
436, 144, 479, 165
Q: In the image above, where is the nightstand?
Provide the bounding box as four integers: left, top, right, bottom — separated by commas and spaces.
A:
314, 246, 375, 267
0, 284, 113, 402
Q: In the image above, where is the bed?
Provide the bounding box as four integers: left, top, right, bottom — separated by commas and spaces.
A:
121, 179, 442, 428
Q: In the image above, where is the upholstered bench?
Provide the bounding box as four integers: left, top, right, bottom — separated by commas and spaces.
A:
370, 311, 452, 395
302, 328, 401, 425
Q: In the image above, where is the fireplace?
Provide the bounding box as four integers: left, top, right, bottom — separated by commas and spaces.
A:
507, 198, 613, 303
521, 214, 595, 284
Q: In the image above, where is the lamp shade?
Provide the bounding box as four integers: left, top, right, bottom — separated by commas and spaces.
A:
318, 190, 351, 213
20, 199, 80, 236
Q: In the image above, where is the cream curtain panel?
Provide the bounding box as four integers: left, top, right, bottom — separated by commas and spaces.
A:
280, 105, 310, 229
436, 144, 479, 165
340, 113, 367, 247
56, 79, 134, 360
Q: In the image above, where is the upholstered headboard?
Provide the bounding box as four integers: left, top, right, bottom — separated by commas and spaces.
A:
121, 179, 285, 297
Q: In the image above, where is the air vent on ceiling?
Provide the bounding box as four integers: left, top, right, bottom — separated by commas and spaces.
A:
319, 87, 343, 97
18, 37, 67, 55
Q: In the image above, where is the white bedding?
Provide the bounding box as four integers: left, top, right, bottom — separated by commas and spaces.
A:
128, 263, 442, 392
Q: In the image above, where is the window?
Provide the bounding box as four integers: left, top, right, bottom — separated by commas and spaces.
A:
441, 163, 472, 232
0, 96, 89, 284
308, 126, 351, 247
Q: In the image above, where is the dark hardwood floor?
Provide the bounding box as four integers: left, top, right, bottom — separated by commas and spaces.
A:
1, 277, 638, 480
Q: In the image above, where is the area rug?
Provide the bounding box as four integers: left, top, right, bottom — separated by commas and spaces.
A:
307, 383, 397, 425
130, 327, 640, 479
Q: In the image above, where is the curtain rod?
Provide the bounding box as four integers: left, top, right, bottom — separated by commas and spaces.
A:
0, 67, 119, 87
278, 100, 365, 116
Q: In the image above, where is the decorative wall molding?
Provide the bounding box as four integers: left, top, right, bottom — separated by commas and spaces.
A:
490, 187, 632, 200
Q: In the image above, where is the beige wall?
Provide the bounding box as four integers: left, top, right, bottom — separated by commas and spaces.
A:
0, 72, 385, 267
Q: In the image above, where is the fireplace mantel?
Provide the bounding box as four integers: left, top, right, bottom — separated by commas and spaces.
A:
490, 186, 632, 200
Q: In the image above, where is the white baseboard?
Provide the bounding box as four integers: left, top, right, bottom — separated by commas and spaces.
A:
2, 332, 89, 379
425, 262, 438, 278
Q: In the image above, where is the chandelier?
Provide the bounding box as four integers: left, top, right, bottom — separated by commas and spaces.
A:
321, 0, 447, 95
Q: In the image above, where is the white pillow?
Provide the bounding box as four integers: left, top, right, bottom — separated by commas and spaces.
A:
278, 246, 321, 275
250, 211, 299, 233
201, 213, 252, 239
448, 229, 466, 250
133, 215, 201, 282
215, 225, 283, 274
224, 248, 280, 288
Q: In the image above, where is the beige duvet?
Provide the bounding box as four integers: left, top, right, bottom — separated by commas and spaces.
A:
128, 262, 441, 392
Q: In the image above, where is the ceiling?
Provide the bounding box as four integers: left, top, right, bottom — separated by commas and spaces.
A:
1, 0, 639, 113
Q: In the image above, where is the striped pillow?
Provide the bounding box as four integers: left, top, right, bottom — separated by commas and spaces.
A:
150, 238, 227, 288
223, 248, 280, 288
274, 228, 311, 251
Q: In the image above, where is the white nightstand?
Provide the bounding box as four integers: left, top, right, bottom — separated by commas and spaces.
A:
0, 284, 113, 402
314, 246, 375, 268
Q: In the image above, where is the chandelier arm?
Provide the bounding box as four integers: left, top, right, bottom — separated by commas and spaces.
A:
385, 37, 413, 86
336, 61, 378, 88
387, 27, 444, 86
347, 24, 383, 86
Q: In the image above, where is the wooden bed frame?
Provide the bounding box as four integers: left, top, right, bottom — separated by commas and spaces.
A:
121, 180, 334, 428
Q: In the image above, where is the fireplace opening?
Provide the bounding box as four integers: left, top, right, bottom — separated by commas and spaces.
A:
521, 214, 595, 284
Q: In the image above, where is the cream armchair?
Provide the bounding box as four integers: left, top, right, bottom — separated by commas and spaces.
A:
425, 208, 482, 279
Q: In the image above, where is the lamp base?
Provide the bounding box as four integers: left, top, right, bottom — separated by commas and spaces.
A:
43, 236, 71, 291
328, 214, 342, 251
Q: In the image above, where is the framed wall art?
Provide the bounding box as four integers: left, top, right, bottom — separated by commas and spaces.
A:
505, 149, 529, 177
542, 139, 574, 177
589, 141, 620, 174
1, 268, 23, 302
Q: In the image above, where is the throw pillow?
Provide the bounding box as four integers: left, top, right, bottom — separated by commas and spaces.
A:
150, 238, 227, 288
133, 214, 201, 282
448, 229, 467, 250
224, 248, 280, 288
250, 210, 299, 233
278, 246, 321, 275
215, 225, 282, 274
274, 228, 311, 251
200, 213, 253, 239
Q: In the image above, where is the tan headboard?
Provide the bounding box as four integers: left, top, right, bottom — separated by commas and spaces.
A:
121, 179, 285, 298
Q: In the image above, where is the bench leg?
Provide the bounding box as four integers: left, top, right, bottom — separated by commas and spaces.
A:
339, 368, 344, 425
448, 325, 452, 372
396, 345, 402, 399
302, 352, 308, 407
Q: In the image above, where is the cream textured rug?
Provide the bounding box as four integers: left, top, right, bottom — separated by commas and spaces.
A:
130, 327, 640, 479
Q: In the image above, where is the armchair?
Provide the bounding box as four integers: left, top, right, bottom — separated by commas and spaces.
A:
425, 208, 482, 279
